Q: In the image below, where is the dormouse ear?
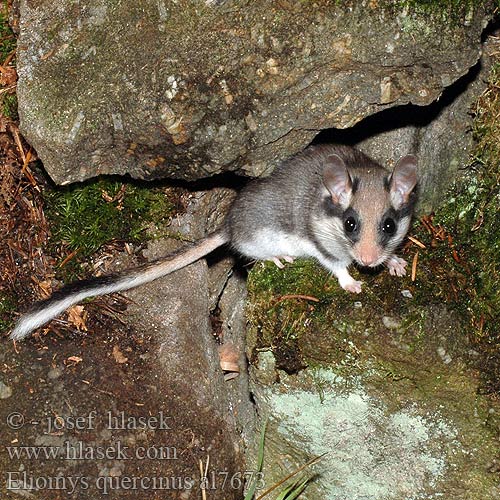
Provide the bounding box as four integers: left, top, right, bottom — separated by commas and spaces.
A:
323, 154, 353, 208
389, 155, 418, 209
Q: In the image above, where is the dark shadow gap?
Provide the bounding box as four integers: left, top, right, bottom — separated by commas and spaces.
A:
313, 59, 482, 146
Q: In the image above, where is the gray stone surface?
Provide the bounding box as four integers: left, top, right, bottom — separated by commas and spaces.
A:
125, 241, 225, 411
16, 0, 493, 185
216, 266, 256, 440
246, 301, 500, 499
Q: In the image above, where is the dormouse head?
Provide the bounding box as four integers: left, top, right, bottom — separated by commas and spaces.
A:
322, 153, 418, 268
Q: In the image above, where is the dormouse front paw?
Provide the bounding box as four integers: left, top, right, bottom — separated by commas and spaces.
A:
343, 280, 362, 294
332, 267, 363, 294
386, 256, 408, 277
338, 275, 363, 294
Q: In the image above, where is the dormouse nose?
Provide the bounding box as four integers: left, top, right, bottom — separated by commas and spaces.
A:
358, 247, 380, 267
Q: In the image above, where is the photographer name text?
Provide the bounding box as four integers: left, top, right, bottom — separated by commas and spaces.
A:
22, 411, 172, 433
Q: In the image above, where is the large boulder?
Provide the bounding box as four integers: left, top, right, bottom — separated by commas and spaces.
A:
16, 0, 493, 185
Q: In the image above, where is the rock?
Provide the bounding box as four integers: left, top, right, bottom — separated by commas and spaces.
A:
215, 264, 257, 441
16, 1, 494, 185
47, 367, 63, 380
252, 351, 277, 387
0, 380, 12, 399
125, 242, 225, 406
437, 346, 453, 365
382, 315, 401, 329
246, 257, 500, 499
252, 366, 499, 500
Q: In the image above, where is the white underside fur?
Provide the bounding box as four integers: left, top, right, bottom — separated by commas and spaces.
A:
235, 228, 322, 261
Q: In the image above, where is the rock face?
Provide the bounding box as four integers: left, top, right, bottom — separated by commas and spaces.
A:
246, 262, 500, 499
17, 0, 493, 185
1, 189, 255, 500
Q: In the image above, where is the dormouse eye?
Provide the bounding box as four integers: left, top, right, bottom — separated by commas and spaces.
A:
382, 218, 396, 235
344, 216, 357, 233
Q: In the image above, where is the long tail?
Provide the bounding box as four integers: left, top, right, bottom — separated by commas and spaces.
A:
11, 230, 229, 341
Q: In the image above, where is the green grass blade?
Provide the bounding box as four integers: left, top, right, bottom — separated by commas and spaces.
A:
244, 419, 268, 500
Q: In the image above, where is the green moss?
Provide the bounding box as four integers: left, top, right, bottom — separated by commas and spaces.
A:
247, 260, 343, 340
0, 293, 17, 332
0, 3, 17, 120
247, 259, 403, 374
0, 5, 15, 60
2, 93, 18, 120
44, 178, 176, 279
